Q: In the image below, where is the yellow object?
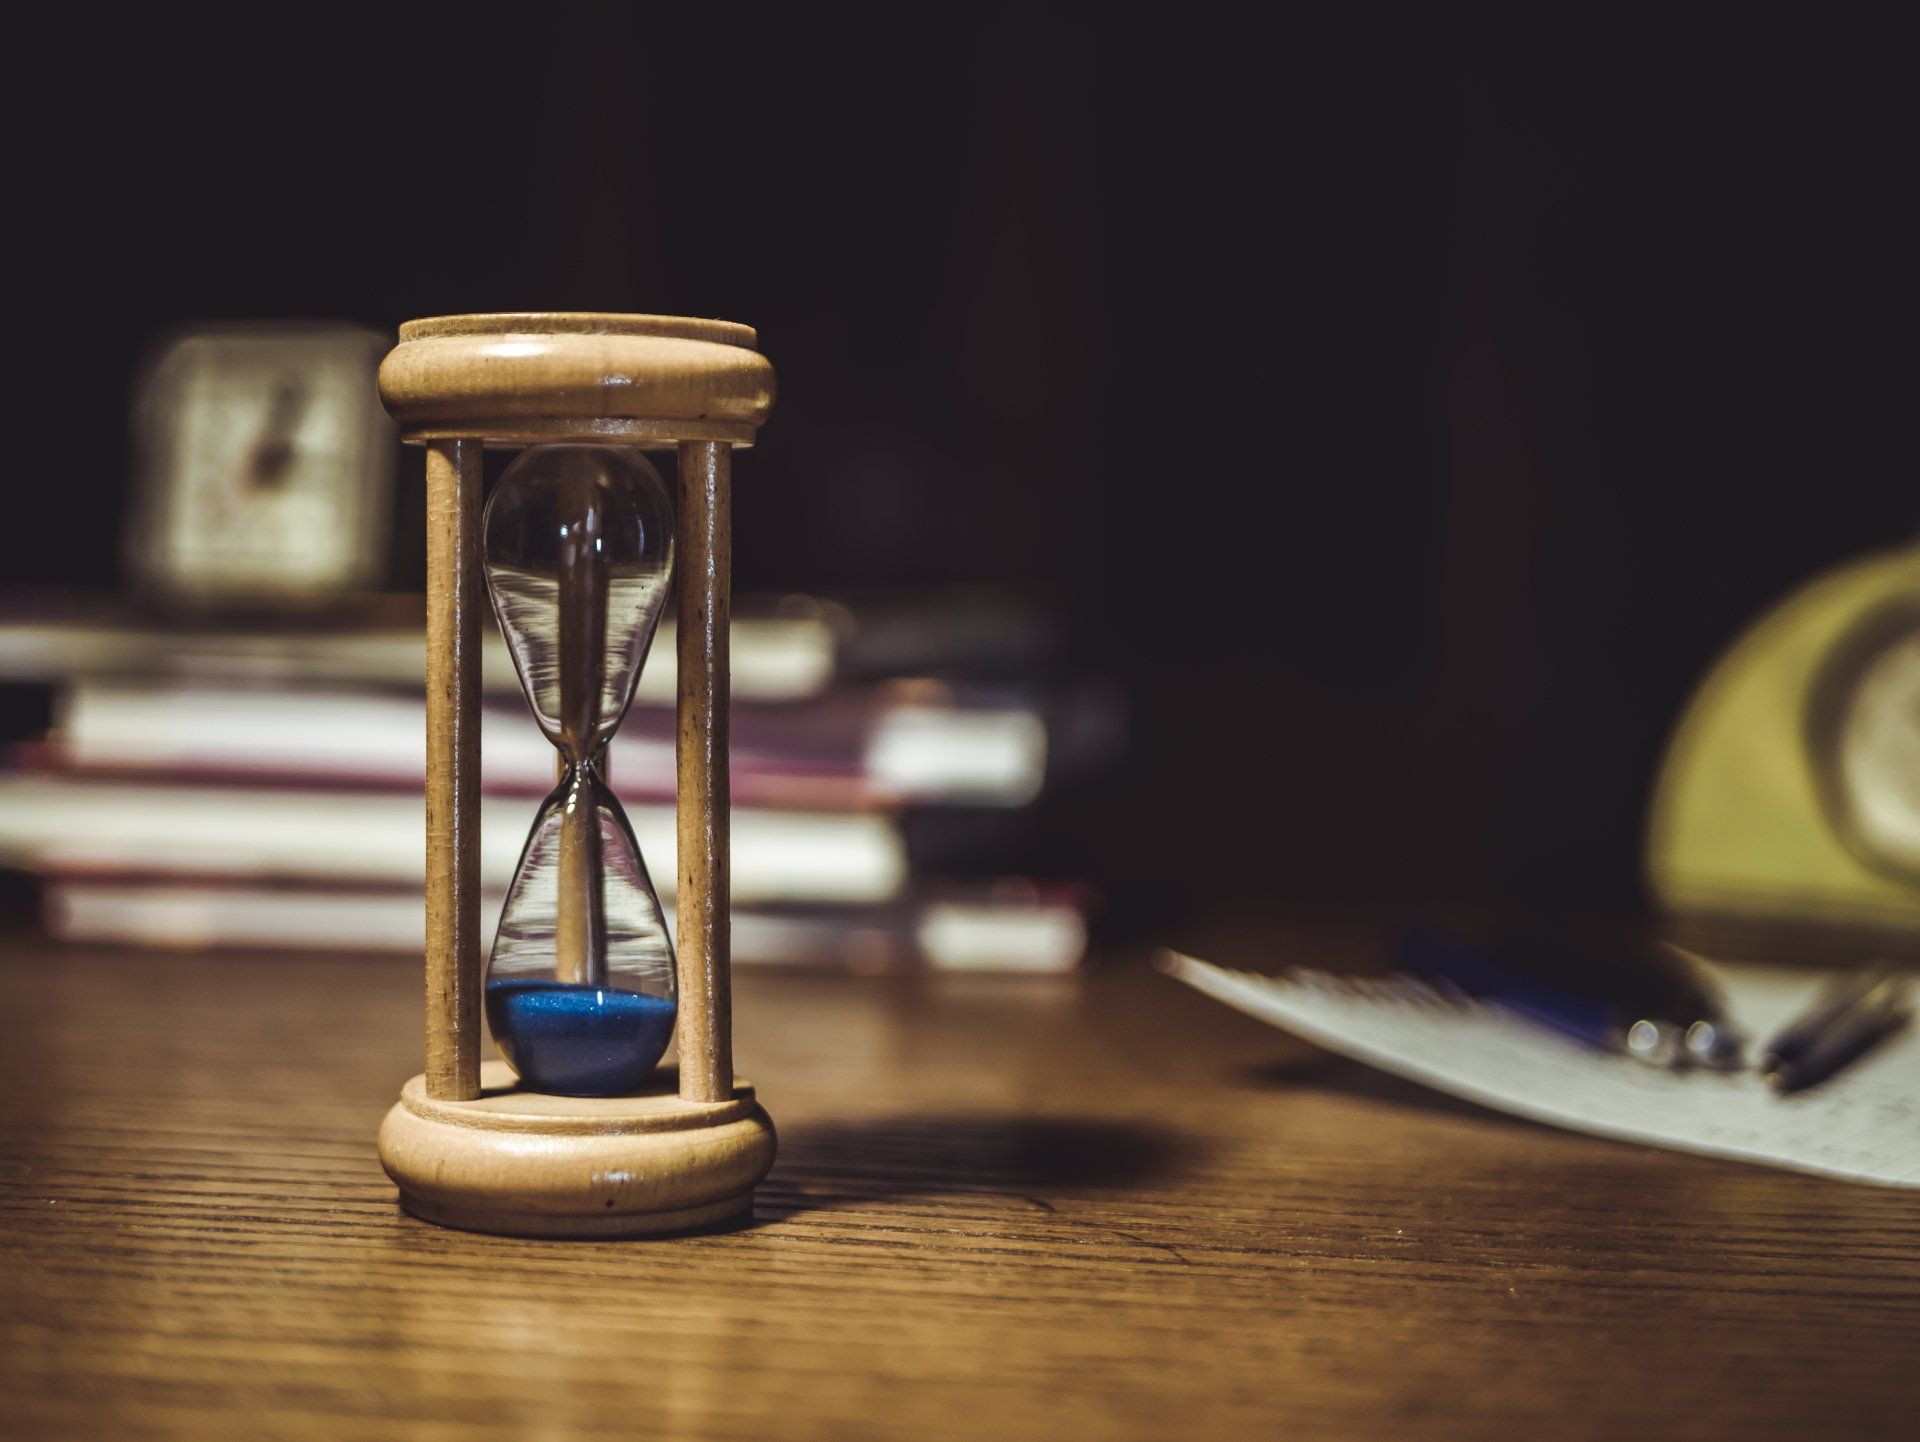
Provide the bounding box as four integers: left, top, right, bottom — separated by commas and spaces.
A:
1647, 546, 1920, 932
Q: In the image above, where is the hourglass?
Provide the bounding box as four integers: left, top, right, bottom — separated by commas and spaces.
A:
375, 314, 777, 1236
483, 443, 679, 1095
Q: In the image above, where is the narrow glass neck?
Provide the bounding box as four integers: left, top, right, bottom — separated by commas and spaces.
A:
555, 749, 608, 786
553, 764, 607, 987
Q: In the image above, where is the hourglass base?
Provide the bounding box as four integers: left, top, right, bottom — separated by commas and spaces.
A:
378, 1060, 777, 1238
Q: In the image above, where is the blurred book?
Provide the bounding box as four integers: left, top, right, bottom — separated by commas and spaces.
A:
0, 602, 838, 703
0, 588, 1062, 701
44, 878, 1086, 975
30, 677, 1045, 809
0, 774, 904, 902
0, 590, 1105, 973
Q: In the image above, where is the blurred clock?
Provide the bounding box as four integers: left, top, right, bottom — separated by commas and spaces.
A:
1811, 594, 1920, 884
127, 323, 397, 604
1647, 546, 1920, 947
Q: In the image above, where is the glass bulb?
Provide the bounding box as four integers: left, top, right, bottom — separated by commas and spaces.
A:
482, 445, 676, 1096
485, 444, 676, 762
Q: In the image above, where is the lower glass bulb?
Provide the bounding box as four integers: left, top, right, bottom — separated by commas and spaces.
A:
485, 978, 677, 1097
486, 762, 676, 1095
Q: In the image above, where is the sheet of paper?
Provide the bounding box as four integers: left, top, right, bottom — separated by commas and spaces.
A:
1163, 952, 1919, 1188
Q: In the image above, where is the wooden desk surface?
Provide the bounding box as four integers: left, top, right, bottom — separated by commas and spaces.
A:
2, 929, 1916, 1441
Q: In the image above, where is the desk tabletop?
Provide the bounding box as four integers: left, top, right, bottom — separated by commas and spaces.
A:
2, 927, 1916, 1440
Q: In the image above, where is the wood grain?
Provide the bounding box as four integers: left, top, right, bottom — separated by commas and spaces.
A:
423, 438, 483, 1101
378, 315, 775, 449
675, 441, 733, 1104
2, 924, 1916, 1441
379, 1062, 775, 1237
397, 313, 757, 347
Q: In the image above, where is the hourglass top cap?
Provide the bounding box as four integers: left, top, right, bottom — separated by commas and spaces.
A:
379, 312, 775, 449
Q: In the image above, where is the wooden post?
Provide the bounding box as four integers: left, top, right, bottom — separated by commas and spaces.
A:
676, 440, 732, 1104
424, 438, 483, 1101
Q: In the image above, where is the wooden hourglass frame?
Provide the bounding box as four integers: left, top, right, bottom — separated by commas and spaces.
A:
375, 314, 776, 1236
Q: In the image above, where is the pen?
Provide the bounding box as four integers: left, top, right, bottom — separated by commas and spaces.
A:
1758, 967, 1912, 1094
1624, 941, 1746, 1070
1397, 930, 1745, 1070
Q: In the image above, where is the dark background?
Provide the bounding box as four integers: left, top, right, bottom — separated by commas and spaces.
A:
9, 9, 1913, 932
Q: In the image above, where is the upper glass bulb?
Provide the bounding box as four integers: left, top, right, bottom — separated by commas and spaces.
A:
484, 444, 675, 764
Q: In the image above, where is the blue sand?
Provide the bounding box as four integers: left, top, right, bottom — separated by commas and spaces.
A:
485, 980, 677, 1096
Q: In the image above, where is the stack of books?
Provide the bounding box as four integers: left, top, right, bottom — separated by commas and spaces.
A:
0, 596, 1093, 973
